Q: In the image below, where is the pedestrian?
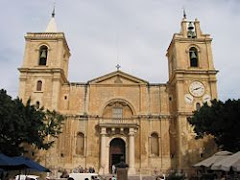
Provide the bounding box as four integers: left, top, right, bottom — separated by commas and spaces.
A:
60, 169, 69, 178
89, 167, 93, 173
112, 164, 116, 174
79, 166, 84, 173
156, 175, 165, 180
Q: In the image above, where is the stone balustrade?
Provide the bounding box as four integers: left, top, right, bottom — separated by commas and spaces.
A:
26, 32, 65, 39
99, 118, 139, 128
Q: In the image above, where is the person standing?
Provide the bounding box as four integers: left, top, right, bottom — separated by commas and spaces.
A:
112, 164, 116, 174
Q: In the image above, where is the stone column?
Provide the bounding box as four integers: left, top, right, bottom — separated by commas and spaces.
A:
128, 128, 136, 174
99, 127, 107, 175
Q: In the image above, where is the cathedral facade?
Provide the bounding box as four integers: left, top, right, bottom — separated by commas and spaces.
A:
18, 14, 218, 176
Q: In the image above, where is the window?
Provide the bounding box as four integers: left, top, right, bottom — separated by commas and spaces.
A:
112, 107, 123, 118
189, 47, 198, 67
36, 80, 42, 91
39, 45, 48, 65
76, 132, 84, 155
151, 133, 159, 156
196, 102, 201, 111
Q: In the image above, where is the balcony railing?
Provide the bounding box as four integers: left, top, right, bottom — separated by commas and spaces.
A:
99, 118, 139, 127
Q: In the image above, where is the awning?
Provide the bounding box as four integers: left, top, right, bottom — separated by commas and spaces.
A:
12, 156, 50, 172
0, 153, 28, 170
211, 151, 240, 171
193, 151, 233, 168
0, 153, 49, 172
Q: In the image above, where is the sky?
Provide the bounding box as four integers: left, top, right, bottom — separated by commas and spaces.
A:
0, 0, 240, 101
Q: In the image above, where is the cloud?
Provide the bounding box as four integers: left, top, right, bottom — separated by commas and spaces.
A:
0, 0, 239, 100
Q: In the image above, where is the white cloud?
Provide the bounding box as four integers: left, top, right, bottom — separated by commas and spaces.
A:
0, 0, 239, 100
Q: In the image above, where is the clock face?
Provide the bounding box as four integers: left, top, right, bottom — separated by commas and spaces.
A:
203, 94, 211, 103
189, 81, 205, 97
184, 94, 194, 104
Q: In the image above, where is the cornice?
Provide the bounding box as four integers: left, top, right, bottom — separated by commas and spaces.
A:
168, 69, 218, 84
18, 67, 68, 82
25, 32, 70, 53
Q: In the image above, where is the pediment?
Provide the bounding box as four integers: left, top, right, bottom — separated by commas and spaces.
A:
88, 71, 148, 85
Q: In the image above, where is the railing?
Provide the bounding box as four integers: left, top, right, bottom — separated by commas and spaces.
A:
26, 32, 65, 39
99, 118, 139, 126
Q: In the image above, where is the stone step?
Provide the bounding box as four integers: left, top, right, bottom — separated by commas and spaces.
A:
128, 176, 140, 180
102, 175, 156, 180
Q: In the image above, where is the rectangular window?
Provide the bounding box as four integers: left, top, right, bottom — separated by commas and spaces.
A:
112, 107, 123, 118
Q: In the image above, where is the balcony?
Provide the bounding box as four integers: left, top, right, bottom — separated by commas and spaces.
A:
98, 118, 139, 128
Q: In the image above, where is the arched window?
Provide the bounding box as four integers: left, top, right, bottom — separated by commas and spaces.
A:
112, 107, 123, 119
76, 132, 84, 155
39, 45, 48, 65
189, 47, 198, 67
151, 133, 159, 156
36, 80, 42, 91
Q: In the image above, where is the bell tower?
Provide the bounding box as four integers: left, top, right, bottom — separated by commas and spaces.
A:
167, 15, 218, 170
18, 10, 71, 110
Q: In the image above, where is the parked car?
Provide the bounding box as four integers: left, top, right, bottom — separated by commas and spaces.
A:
69, 173, 102, 180
15, 175, 40, 180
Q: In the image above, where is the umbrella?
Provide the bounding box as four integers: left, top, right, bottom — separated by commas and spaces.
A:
0, 153, 15, 166
193, 151, 232, 168
12, 156, 50, 172
0, 153, 28, 170
211, 151, 240, 171
232, 159, 240, 172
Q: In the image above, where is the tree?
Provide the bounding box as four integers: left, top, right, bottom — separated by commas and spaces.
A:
188, 99, 240, 152
0, 89, 65, 156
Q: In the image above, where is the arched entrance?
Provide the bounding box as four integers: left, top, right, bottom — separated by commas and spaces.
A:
109, 138, 125, 173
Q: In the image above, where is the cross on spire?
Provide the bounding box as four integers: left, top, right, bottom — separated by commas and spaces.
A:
116, 64, 121, 71
52, 0, 56, 17
183, 8, 187, 19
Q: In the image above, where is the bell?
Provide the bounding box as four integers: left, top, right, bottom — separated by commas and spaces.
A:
188, 22, 194, 30
40, 49, 47, 58
187, 31, 192, 38
191, 31, 196, 38
190, 51, 197, 59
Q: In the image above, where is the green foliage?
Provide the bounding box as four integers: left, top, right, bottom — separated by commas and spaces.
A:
188, 99, 240, 152
0, 89, 65, 156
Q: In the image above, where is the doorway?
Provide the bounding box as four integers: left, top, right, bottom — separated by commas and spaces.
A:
109, 138, 125, 173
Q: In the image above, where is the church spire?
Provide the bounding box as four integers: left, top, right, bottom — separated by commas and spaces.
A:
45, 5, 58, 32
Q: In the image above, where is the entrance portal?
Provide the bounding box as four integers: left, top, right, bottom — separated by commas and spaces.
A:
109, 138, 125, 173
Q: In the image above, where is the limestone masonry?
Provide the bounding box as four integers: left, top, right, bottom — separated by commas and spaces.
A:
18, 14, 218, 176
